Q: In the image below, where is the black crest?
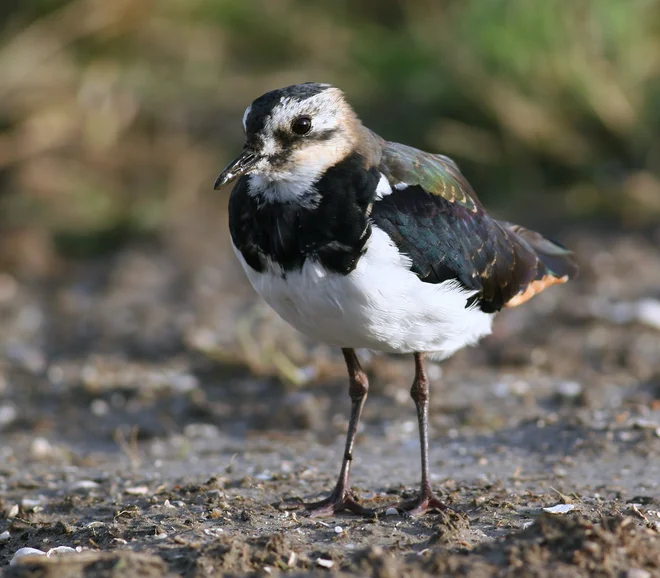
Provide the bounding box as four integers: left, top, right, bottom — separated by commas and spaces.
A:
244, 83, 332, 136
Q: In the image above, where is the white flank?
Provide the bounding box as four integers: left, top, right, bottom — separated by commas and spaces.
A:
233, 226, 493, 359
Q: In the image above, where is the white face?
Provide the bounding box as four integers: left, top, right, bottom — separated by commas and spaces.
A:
244, 88, 357, 203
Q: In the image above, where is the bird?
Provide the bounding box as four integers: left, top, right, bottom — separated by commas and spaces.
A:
214, 82, 578, 518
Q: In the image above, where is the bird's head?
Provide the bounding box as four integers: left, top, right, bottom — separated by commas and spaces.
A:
214, 83, 369, 201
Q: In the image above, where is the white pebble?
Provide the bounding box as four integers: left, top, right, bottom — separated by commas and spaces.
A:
10, 547, 46, 565
30, 437, 53, 460
21, 498, 42, 511
85, 521, 105, 529
90, 399, 109, 417
6, 504, 19, 518
334, 526, 343, 534
316, 558, 334, 569
46, 546, 76, 557
636, 299, 660, 330
627, 569, 651, 578
385, 507, 399, 516
557, 381, 582, 397
543, 504, 575, 514
0, 530, 10, 543
71, 480, 100, 491
125, 485, 149, 495
0, 405, 17, 428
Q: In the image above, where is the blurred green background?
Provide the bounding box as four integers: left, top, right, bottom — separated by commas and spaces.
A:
1, 0, 659, 271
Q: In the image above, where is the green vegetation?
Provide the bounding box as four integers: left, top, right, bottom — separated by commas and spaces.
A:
1, 0, 658, 259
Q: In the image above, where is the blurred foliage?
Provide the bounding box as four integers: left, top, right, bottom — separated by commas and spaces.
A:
0, 0, 659, 267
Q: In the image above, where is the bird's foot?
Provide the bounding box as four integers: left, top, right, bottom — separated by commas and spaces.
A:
396, 490, 448, 517
304, 486, 376, 518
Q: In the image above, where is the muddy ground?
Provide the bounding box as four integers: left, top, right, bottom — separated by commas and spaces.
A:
1, 209, 660, 577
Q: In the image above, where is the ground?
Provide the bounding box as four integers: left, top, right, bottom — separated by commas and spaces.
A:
1, 211, 659, 577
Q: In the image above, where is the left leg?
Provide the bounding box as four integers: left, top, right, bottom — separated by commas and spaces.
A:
397, 352, 448, 516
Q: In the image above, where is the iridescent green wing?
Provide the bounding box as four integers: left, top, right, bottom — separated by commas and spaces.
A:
378, 142, 481, 212
373, 142, 576, 312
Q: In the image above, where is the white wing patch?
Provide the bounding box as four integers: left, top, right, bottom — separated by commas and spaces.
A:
375, 173, 393, 199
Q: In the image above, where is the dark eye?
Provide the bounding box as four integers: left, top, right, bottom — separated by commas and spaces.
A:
291, 116, 312, 135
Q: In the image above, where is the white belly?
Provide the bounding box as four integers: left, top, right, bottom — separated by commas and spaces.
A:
234, 227, 493, 359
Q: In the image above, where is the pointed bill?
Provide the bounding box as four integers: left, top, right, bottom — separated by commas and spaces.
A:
214, 149, 260, 189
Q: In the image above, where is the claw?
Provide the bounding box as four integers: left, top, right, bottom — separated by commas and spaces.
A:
396, 491, 448, 517
304, 488, 376, 518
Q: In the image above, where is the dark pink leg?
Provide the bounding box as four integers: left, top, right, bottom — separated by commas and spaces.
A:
305, 348, 375, 518
397, 352, 448, 516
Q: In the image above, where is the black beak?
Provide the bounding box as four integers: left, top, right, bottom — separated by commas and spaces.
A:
213, 149, 260, 189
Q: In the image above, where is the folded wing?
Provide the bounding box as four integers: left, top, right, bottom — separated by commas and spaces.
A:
373, 141, 577, 313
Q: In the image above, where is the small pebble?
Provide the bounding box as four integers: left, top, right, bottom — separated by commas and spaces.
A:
636, 299, 660, 330
557, 381, 582, 397
543, 504, 575, 514
85, 521, 105, 529
334, 526, 343, 534
0, 530, 10, 543
385, 507, 399, 516
30, 437, 53, 460
10, 547, 46, 565
71, 480, 100, 491
627, 569, 651, 578
316, 558, 334, 569
21, 498, 42, 511
631, 418, 660, 430
90, 399, 109, 417
125, 485, 149, 495
47, 546, 76, 557
6, 504, 19, 518
0, 405, 17, 428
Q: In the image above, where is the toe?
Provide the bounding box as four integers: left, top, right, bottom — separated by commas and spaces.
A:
397, 494, 448, 517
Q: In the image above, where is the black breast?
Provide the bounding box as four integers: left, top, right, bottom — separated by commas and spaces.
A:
228, 153, 380, 276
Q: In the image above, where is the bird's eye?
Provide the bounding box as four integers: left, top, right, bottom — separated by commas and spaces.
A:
291, 116, 312, 135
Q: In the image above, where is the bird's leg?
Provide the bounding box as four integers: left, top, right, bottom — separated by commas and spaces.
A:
305, 348, 374, 517
397, 352, 448, 516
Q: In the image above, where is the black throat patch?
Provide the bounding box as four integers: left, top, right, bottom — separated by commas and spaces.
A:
228, 153, 380, 276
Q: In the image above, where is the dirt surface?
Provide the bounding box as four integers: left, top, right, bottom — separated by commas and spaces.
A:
1, 212, 660, 577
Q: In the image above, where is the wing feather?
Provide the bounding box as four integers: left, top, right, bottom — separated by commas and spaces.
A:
373, 142, 577, 312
